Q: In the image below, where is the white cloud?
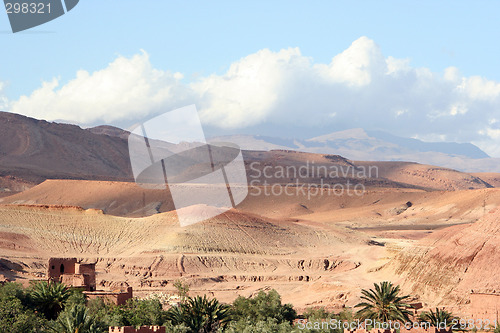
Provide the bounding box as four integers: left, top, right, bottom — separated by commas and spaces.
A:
386, 56, 411, 76
8, 37, 500, 157
444, 66, 461, 82
11, 51, 191, 124
463, 76, 500, 101
192, 48, 310, 128
0, 82, 8, 110
316, 36, 386, 86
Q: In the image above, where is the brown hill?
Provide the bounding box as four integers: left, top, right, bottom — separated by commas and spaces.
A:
355, 160, 493, 191
0, 179, 174, 217
87, 125, 130, 140
388, 205, 500, 310
0, 203, 366, 310
0, 204, 353, 256
0, 112, 132, 184
244, 150, 494, 191
2, 112, 500, 311
0, 112, 494, 194
4, 179, 499, 224
471, 172, 500, 187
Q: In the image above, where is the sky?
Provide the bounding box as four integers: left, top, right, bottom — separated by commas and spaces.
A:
1, 1, 500, 156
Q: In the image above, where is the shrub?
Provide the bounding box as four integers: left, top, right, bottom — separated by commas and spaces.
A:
232, 289, 297, 324
51, 304, 106, 333
112, 298, 166, 327
0, 293, 46, 333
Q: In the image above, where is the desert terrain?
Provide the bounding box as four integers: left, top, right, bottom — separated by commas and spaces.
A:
1, 167, 500, 314
1, 112, 500, 316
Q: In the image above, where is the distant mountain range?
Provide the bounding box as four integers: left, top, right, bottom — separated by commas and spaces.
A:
211, 128, 500, 173
1, 111, 500, 193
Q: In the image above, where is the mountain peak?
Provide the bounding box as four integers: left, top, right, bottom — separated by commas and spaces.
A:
308, 128, 370, 142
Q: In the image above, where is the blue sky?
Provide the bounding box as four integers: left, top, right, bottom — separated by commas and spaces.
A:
1, 1, 500, 156
2, 1, 499, 95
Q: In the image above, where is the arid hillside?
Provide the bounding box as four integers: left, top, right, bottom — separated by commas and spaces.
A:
0, 112, 132, 185
0, 180, 174, 217
471, 172, 500, 187
0, 111, 495, 195
3, 179, 499, 225
356, 160, 493, 190
2, 111, 500, 313
387, 206, 500, 312
1, 181, 500, 311
0, 203, 368, 310
244, 150, 495, 191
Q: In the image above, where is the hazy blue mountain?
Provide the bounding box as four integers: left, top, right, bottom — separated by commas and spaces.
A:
365, 130, 489, 159
211, 128, 498, 172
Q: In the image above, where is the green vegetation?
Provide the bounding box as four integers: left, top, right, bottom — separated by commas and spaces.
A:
231, 289, 296, 324
227, 289, 297, 332
166, 295, 231, 332
0, 282, 47, 332
173, 279, 190, 303
418, 307, 457, 328
30, 281, 71, 320
0, 280, 459, 333
50, 304, 106, 333
0, 288, 46, 333
355, 281, 412, 323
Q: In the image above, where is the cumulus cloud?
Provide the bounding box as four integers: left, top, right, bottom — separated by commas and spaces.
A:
193, 48, 310, 128
11, 51, 191, 124
9, 37, 500, 156
317, 36, 387, 86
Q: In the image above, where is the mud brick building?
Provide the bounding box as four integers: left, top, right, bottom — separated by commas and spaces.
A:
85, 287, 133, 306
48, 258, 96, 291
47, 258, 133, 305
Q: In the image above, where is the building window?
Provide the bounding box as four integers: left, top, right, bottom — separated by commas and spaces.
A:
60, 264, 65, 273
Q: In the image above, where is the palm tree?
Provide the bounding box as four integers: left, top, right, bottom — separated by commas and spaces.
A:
30, 281, 71, 320
166, 295, 231, 333
50, 304, 105, 333
355, 281, 412, 323
419, 308, 457, 328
